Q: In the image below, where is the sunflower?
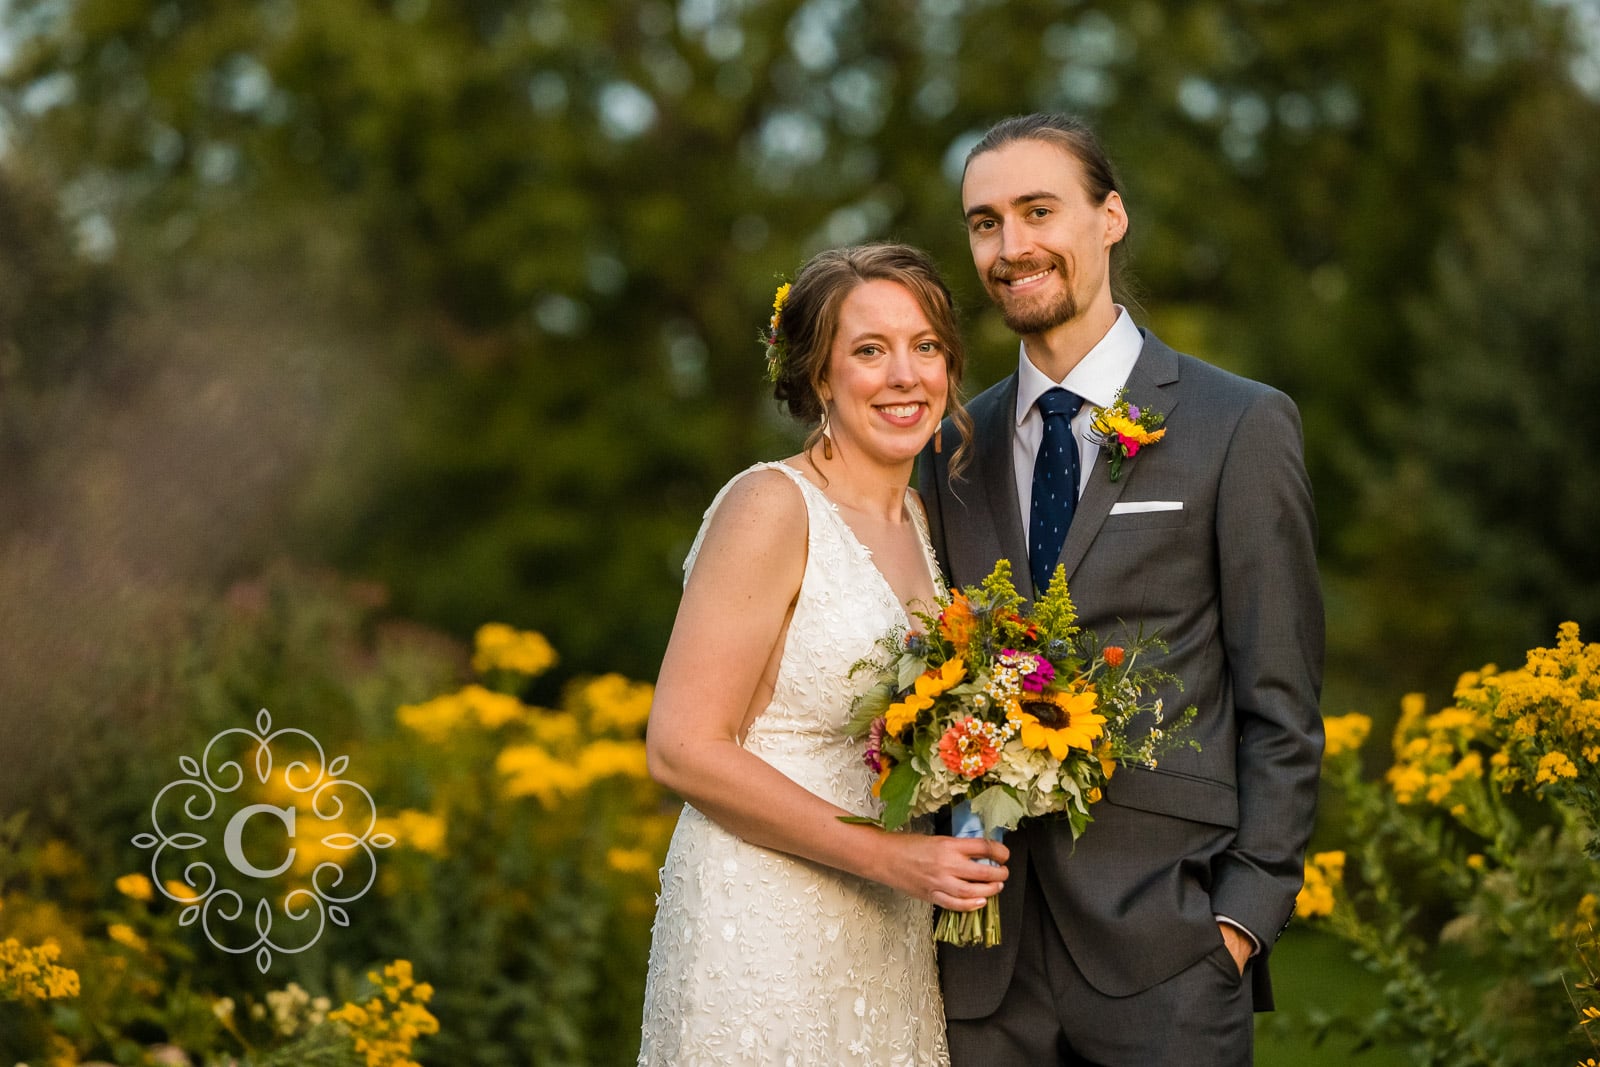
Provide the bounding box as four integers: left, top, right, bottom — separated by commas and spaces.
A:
884, 657, 968, 736
1009, 687, 1106, 759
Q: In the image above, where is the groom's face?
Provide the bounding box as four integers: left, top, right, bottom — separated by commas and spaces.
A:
961, 138, 1126, 337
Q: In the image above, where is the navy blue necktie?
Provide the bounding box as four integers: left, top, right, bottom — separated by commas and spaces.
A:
1029, 388, 1084, 596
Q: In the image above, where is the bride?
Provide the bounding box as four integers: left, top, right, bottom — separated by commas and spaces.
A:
639, 243, 1009, 1065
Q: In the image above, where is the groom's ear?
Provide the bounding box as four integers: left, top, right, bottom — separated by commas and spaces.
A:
1103, 191, 1128, 247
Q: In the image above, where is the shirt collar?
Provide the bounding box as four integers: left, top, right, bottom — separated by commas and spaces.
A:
1013, 307, 1144, 426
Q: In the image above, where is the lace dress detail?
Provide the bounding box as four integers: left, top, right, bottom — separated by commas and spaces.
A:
639, 462, 949, 1066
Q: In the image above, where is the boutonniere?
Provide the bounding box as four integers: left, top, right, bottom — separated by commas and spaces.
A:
1087, 389, 1167, 482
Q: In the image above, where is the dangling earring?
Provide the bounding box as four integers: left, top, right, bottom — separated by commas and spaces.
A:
821, 409, 834, 460
933, 425, 943, 454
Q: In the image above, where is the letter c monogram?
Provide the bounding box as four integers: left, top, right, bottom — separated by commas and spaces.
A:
223, 803, 297, 879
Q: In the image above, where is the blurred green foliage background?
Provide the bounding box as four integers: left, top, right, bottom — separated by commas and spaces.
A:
1, 0, 1598, 1062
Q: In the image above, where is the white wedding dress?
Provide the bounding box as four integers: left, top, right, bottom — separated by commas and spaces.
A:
638, 462, 950, 1066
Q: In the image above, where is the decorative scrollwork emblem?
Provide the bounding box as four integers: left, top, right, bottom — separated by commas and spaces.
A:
131, 709, 392, 972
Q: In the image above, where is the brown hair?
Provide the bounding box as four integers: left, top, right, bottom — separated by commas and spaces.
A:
964, 113, 1136, 310
770, 242, 973, 475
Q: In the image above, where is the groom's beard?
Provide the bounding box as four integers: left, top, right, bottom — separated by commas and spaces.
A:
986, 254, 1079, 336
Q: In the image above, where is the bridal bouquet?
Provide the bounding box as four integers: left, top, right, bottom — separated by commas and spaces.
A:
845, 560, 1196, 947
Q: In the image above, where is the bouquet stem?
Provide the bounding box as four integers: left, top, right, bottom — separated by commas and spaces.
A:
938, 797, 1005, 947
935, 896, 1002, 947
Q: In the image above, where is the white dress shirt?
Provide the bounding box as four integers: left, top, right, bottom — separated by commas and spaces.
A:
1012, 307, 1143, 550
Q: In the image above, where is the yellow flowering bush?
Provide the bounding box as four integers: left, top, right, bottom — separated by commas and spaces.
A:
382, 625, 669, 1064
328, 960, 439, 1067
1, 572, 668, 1067
0, 936, 80, 1001
1298, 624, 1600, 1063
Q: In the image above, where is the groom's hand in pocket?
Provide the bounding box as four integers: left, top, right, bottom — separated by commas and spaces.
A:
1217, 922, 1252, 976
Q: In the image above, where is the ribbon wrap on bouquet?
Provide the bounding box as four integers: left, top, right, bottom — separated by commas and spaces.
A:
939, 798, 1005, 947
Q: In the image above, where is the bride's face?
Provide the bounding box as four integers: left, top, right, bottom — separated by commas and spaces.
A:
821, 278, 949, 468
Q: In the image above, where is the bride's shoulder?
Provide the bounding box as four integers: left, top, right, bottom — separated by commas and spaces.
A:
716, 461, 811, 516
695, 463, 811, 563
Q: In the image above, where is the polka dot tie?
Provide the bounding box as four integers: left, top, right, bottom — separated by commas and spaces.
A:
1029, 387, 1084, 596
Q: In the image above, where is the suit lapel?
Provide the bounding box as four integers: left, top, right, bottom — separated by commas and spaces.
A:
1054, 332, 1183, 584
971, 374, 1030, 577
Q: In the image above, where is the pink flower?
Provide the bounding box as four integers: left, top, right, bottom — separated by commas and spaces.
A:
1021, 658, 1055, 693
863, 717, 886, 773
1002, 649, 1056, 693
1118, 433, 1141, 457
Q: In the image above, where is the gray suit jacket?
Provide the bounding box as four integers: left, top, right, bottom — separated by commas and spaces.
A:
919, 330, 1324, 1016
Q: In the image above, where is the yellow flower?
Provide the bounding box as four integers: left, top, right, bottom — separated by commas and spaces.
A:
1294, 851, 1345, 919
607, 848, 656, 875
1011, 687, 1106, 760
106, 923, 147, 953
1535, 750, 1579, 785
497, 743, 587, 805
885, 658, 967, 736
115, 873, 154, 902
583, 674, 655, 733
472, 623, 558, 677
1091, 411, 1167, 446
1295, 870, 1334, 918
529, 709, 581, 746
331, 960, 439, 1067
165, 879, 201, 902
1322, 713, 1372, 757
397, 692, 469, 743
0, 936, 80, 1000
577, 739, 650, 781
1094, 740, 1117, 780
375, 810, 448, 856
1386, 762, 1428, 804
460, 684, 528, 729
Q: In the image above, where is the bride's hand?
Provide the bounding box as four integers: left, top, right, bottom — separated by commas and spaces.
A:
883, 834, 1010, 911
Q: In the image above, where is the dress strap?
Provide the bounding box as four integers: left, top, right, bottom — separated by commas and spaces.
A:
682, 462, 815, 584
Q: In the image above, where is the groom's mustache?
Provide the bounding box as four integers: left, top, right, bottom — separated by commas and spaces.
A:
988, 256, 1064, 285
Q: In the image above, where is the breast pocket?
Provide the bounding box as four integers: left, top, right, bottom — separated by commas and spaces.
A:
1100, 506, 1189, 531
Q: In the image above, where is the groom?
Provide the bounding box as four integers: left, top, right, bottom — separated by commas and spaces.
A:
920, 114, 1325, 1063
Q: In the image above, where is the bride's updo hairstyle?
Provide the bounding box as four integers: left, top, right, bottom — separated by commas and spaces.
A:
769, 242, 973, 475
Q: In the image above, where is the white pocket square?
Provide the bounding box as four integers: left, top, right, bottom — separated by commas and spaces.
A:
1108, 500, 1184, 514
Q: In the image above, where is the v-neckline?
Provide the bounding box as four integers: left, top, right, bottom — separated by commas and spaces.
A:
781, 464, 942, 626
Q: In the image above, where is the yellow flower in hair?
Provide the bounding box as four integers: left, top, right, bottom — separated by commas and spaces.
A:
763, 281, 793, 382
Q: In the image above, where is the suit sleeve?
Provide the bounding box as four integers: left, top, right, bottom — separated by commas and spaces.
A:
1208, 388, 1325, 948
